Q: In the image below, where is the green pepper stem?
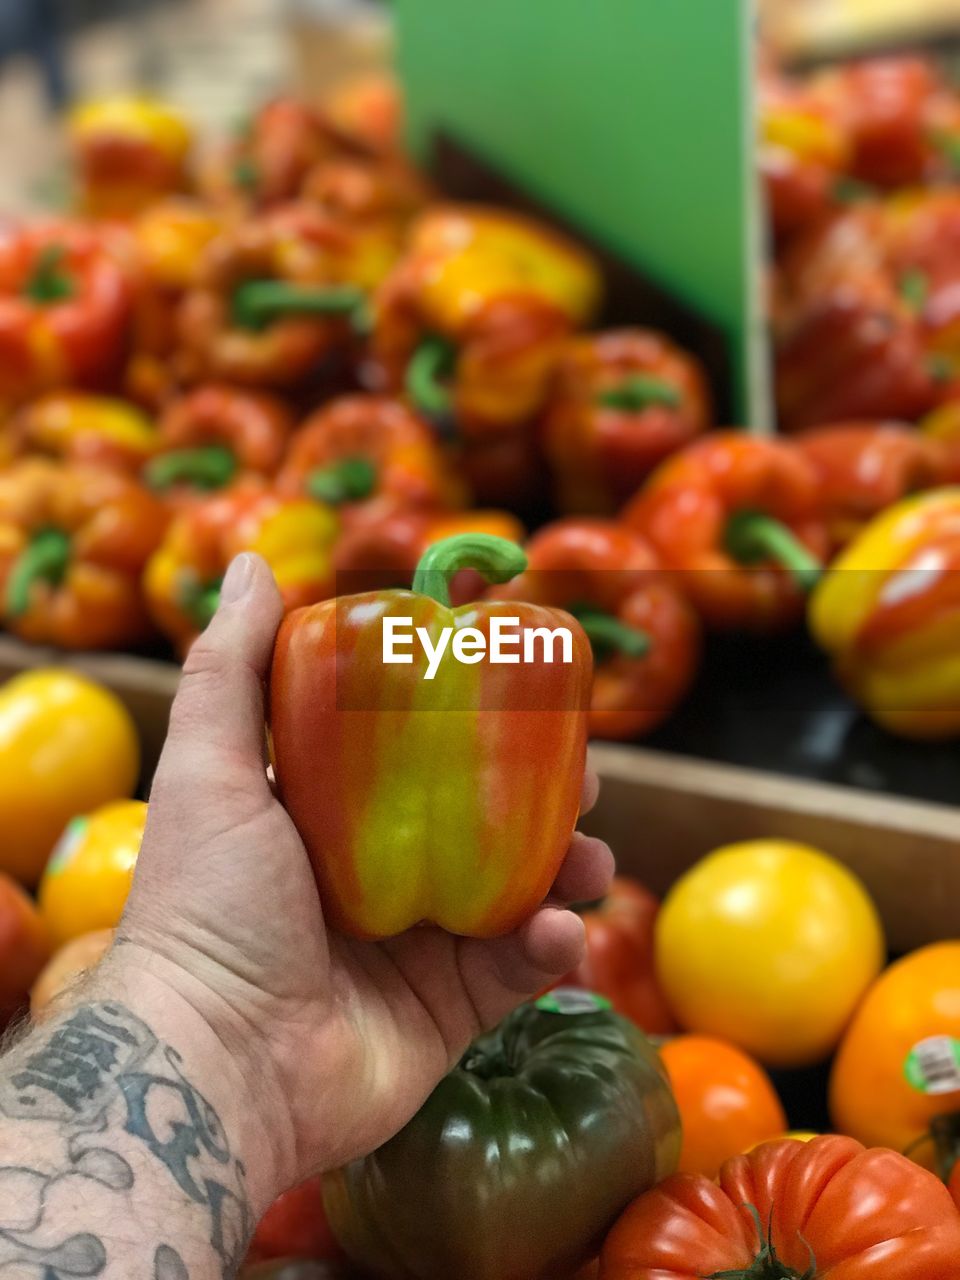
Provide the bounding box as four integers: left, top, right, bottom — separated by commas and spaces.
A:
6, 529, 71, 618
724, 511, 822, 591
306, 456, 377, 505
597, 375, 681, 412
412, 534, 527, 608
177, 574, 222, 631
23, 245, 74, 304
231, 280, 365, 331
569, 606, 651, 659
145, 445, 238, 492
406, 336, 457, 421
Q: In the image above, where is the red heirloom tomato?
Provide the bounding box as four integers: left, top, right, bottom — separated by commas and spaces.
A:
562, 877, 676, 1035
248, 1177, 341, 1266
599, 1135, 960, 1279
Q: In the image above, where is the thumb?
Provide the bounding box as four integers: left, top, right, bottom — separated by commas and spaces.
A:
150, 553, 284, 812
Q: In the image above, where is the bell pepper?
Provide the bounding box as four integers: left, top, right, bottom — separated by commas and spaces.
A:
810, 487, 960, 738
0, 220, 132, 408
0, 458, 168, 650
370, 204, 601, 440
68, 95, 192, 220
883, 189, 960, 383
797, 421, 946, 551
922, 398, 960, 482
625, 433, 828, 631
332, 506, 526, 598
496, 519, 700, 740
300, 155, 429, 230
7, 392, 160, 473
145, 479, 338, 653
269, 533, 591, 939
542, 329, 711, 514
145, 384, 294, 498
323, 995, 681, 1280
277, 394, 464, 525
177, 203, 389, 388
324, 72, 402, 154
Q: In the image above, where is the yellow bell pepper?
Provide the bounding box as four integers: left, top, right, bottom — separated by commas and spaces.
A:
39, 799, 146, 947
9, 392, 159, 473
0, 670, 139, 886
810, 488, 960, 738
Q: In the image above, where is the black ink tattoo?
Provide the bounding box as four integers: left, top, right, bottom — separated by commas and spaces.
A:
0, 1003, 251, 1280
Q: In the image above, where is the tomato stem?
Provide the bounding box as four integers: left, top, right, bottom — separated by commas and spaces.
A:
412, 533, 527, 609
704, 1205, 814, 1280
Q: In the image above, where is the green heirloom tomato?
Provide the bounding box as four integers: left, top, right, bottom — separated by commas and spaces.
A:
323, 993, 681, 1280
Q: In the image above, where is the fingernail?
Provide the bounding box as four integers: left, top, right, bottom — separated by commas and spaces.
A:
220, 553, 255, 604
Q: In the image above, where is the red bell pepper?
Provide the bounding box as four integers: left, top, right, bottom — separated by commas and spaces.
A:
269, 533, 591, 939
496, 519, 700, 740
542, 329, 711, 514
625, 433, 828, 631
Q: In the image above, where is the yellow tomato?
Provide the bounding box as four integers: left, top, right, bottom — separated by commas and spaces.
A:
655, 840, 885, 1068
0, 670, 140, 886
39, 799, 146, 946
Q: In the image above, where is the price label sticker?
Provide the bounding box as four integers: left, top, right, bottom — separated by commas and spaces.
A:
45, 816, 89, 878
536, 988, 612, 1015
904, 1036, 960, 1096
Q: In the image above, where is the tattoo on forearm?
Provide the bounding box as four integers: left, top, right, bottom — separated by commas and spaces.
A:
0, 1003, 251, 1279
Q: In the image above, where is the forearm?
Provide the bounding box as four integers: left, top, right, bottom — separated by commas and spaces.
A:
0, 956, 280, 1280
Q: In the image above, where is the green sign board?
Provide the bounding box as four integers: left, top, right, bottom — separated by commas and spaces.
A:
393, 0, 768, 426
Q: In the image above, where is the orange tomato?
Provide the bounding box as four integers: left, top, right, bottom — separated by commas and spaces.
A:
0, 873, 51, 1021
830, 943, 960, 1172
38, 800, 146, 947
659, 1035, 787, 1178
30, 929, 114, 1016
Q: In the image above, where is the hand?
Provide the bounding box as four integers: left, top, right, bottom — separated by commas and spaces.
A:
115, 552, 614, 1210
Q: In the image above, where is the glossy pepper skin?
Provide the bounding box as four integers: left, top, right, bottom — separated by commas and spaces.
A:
797, 421, 946, 551
0, 459, 167, 649
0, 220, 132, 408
7, 392, 160, 473
277, 394, 464, 526
300, 154, 429, 231
68, 96, 192, 220
810, 488, 960, 739
269, 534, 591, 939
497, 520, 700, 740
323, 997, 681, 1280
625, 434, 828, 631
145, 478, 338, 653
146, 384, 294, 499
177, 203, 389, 388
369, 204, 601, 440
542, 329, 711, 514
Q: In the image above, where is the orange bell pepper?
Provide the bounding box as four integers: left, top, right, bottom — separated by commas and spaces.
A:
496, 519, 700, 739
145, 384, 294, 498
269, 533, 591, 939
0, 458, 167, 649
7, 392, 159, 473
542, 329, 711, 514
370, 204, 601, 440
177, 203, 390, 388
145, 479, 338, 652
276, 394, 464, 525
810, 487, 960, 738
69, 96, 192, 220
0, 221, 132, 408
625, 433, 828, 631
300, 155, 429, 230
797, 421, 946, 551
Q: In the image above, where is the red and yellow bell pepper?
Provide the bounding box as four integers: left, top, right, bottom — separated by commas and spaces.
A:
496, 519, 700, 740
542, 329, 711, 514
810, 487, 960, 738
145, 478, 338, 652
69, 96, 193, 220
6, 392, 159, 473
370, 204, 601, 439
625, 433, 828, 631
300, 154, 429, 230
269, 533, 591, 938
146, 384, 294, 497
0, 458, 167, 649
276, 394, 464, 524
0, 221, 132, 408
